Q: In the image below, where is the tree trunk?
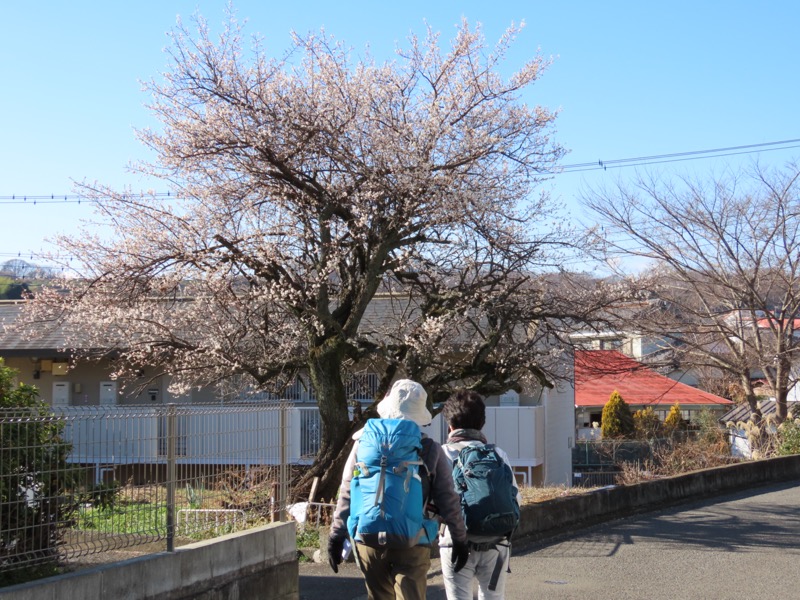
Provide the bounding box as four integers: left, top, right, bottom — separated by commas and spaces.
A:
298, 435, 356, 503
742, 375, 762, 422
296, 338, 357, 502
773, 358, 791, 423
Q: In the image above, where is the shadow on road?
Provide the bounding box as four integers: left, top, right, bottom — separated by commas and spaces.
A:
299, 559, 448, 600
515, 481, 800, 560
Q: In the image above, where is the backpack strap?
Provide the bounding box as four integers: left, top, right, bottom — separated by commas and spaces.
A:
465, 539, 510, 592
418, 438, 437, 543
374, 455, 425, 516
488, 544, 506, 591
393, 459, 424, 492
375, 455, 388, 516
419, 438, 434, 505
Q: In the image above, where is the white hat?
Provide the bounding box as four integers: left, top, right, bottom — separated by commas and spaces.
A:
377, 379, 432, 427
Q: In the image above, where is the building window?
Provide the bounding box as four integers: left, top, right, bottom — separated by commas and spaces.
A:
599, 338, 623, 350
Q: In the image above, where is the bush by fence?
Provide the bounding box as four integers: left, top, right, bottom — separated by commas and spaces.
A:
573, 430, 741, 488
0, 362, 78, 585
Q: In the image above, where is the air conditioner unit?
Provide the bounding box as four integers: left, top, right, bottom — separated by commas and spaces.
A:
52, 382, 71, 406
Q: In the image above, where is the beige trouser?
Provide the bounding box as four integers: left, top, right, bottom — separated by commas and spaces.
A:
354, 543, 431, 600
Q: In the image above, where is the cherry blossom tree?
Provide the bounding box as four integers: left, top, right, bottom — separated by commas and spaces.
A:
18, 13, 614, 497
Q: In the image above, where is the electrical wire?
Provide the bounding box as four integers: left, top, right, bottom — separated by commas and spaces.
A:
559, 138, 800, 173
0, 191, 178, 204
1, 138, 798, 262
1, 138, 799, 203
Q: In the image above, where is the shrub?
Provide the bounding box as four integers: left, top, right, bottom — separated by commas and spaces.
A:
0, 360, 76, 584
666, 436, 737, 472
601, 390, 634, 439
296, 526, 321, 549
777, 419, 800, 456
613, 432, 740, 485
88, 481, 121, 511
693, 408, 729, 447
633, 407, 662, 439
664, 402, 685, 433
737, 418, 780, 459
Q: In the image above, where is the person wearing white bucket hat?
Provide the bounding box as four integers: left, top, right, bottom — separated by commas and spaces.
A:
375, 379, 433, 426
329, 379, 469, 600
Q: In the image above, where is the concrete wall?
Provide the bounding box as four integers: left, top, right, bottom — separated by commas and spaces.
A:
516, 454, 800, 543
0, 522, 298, 600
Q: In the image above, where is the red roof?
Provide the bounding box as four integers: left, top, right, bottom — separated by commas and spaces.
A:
574, 350, 733, 408
756, 317, 800, 330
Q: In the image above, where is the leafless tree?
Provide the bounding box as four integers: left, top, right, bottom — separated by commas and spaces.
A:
1, 259, 36, 279
583, 161, 800, 423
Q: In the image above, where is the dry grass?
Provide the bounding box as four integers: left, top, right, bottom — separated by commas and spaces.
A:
519, 485, 599, 505
614, 438, 740, 486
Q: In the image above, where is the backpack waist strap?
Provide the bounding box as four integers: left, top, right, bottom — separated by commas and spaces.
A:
464, 540, 510, 591
469, 541, 499, 552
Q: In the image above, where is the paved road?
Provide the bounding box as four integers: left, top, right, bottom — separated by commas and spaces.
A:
300, 480, 800, 599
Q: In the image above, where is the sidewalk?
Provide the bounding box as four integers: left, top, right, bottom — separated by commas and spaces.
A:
299, 556, 449, 600
300, 540, 542, 600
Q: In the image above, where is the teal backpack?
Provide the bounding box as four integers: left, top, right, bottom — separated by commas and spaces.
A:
347, 418, 438, 548
452, 443, 520, 538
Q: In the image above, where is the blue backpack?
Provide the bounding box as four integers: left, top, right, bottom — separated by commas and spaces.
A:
452, 443, 520, 538
347, 419, 438, 548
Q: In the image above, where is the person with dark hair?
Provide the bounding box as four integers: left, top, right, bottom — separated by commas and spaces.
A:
439, 390, 520, 600
328, 380, 470, 600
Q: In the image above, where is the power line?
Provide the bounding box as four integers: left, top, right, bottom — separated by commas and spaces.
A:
0, 191, 178, 204
559, 138, 800, 173
2, 137, 799, 203
0, 252, 72, 260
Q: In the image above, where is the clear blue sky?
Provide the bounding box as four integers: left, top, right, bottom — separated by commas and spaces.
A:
2, 1, 799, 269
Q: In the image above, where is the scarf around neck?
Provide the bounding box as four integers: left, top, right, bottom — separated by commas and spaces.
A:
447, 428, 487, 444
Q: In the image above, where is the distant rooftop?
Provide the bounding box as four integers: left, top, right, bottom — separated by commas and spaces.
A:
0, 301, 70, 354
575, 349, 733, 408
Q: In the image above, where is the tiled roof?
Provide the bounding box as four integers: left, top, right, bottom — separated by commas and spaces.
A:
575, 349, 733, 408
756, 317, 800, 330
719, 400, 778, 423
0, 302, 69, 353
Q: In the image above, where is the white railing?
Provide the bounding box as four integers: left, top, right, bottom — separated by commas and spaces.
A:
56, 404, 545, 470
59, 404, 294, 466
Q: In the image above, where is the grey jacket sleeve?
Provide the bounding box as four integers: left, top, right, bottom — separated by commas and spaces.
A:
330, 442, 358, 540
425, 439, 468, 544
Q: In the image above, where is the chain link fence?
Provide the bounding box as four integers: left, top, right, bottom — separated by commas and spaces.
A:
1, 403, 293, 582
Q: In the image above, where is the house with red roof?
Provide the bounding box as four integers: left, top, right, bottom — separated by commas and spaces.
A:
574, 349, 733, 440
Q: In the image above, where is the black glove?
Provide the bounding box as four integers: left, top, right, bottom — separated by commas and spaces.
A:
451, 539, 470, 573
327, 535, 346, 573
